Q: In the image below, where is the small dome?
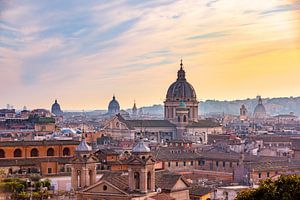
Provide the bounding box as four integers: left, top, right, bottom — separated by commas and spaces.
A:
166, 61, 197, 101
51, 99, 63, 116
132, 140, 150, 153
108, 95, 120, 114
75, 138, 92, 152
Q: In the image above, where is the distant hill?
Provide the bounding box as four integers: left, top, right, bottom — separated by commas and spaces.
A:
135, 96, 300, 117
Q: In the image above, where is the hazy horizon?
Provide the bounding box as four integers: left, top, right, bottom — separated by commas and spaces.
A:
1, 0, 300, 110
3, 95, 300, 111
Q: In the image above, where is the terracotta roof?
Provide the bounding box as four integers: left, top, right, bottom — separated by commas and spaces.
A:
189, 185, 213, 196
208, 134, 231, 144
245, 160, 300, 171
127, 120, 176, 128
150, 193, 175, 200
187, 120, 221, 128
98, 170, 189, 193
101, 171, 129, 192
156, 170, 190, 191
154, 146, 287, 163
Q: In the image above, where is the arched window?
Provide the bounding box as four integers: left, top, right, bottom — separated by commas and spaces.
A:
178, 116, 180, 122
47, 148, 54, 156
147, 171, 151, 190
14, 149, 22, 157
134, 172, 140, 190
63, 147, 70, 156
30, 148, 39, 157
183, 115, 187, 122
0, 149, 5, 158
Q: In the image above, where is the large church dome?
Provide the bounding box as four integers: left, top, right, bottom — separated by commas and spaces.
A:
166, 60, 197, 101
253, 96, 267, 118
108, 95, 120, 114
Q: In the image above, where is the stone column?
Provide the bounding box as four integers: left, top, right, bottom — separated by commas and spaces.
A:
91, 166, 96, 185
81, 168, 89, 188
151, 170, 155, 192
140, 169, 147, 193
128, 168, 133, 191
71, 167, 78, 190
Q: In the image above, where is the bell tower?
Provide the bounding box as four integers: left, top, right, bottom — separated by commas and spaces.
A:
127, 140, 156, 193
240, 104, 248, 121
71, 136, 98, 190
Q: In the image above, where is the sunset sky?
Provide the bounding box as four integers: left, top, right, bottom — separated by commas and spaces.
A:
1, 0, 300, 110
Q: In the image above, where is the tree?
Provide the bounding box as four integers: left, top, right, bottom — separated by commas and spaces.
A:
235, 175, 300, 200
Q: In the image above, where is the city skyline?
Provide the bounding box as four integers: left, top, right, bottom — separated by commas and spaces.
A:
1, 0, 300, 110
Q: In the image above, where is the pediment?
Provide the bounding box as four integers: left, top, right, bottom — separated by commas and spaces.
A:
82, 180, 128, 196
71, 155, 99, 163
171, 178, 190, 191
127, 155, 156, 165
103, 116, 130, 131
71, 156, 85, 163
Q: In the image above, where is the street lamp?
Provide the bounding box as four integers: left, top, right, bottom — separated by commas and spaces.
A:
27, 179, 32, 200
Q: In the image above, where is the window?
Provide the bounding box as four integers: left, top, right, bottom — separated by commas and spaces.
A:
230, 162, 232, 168
48, 168, 52, 174
134, 172, 140, 189
63, 147, 70, 156
176, 162, 178, 167
14, 149, 22, 157
267, 172, 270, 177
223, 161, 226, 167
183, 161, 186, 166
191, 161, 194, 166
258, 172, 261, 178
47, 148, 54, 156
216, 161, 219, 167
0, 149, 5, 158
199, 160, 205, 166
168, 162, 171, 167
30, 148, 39, 157
103, 185, 107, 191
183, 115, 187, 122
178, 116, 180, 122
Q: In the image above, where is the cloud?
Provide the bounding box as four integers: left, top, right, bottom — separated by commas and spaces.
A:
0, 0, 300, 109
187, 31, 228, 40
260, 3, 300, 15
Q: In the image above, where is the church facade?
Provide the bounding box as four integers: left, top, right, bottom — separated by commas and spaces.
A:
102, 61, 222, 144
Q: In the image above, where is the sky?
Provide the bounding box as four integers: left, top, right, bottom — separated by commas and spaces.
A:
0, 0, 300, 110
